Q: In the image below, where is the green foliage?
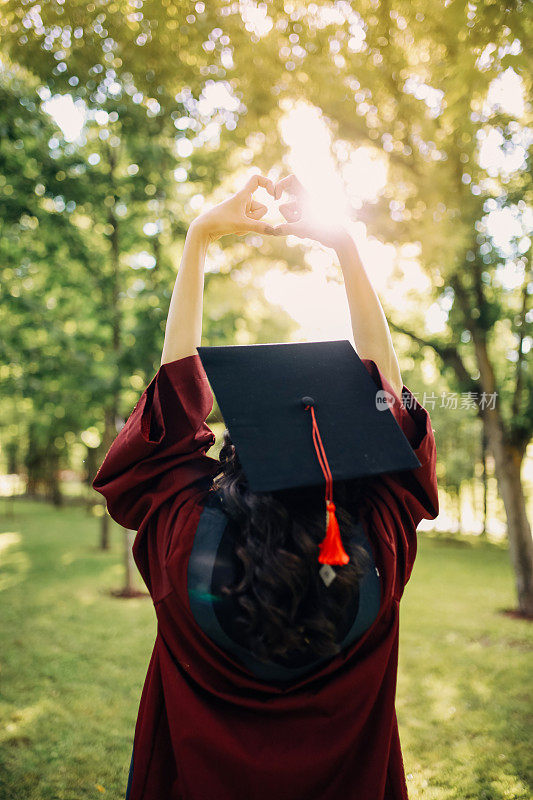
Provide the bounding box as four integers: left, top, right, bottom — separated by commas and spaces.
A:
0, 65, 96, 486
298, 1, 533, 447
0, 36, 293, 485
0, 1, 530, 538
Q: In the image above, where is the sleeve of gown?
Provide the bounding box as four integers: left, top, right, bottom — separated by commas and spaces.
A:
360, 359, 439, 597
91, 354, 219, 531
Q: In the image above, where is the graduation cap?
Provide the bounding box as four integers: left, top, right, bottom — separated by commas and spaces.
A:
197, 340, 420, 567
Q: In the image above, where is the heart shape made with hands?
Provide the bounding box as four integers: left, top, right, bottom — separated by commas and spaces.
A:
247, 174, 308, 227
273, 176, 309, 224
242, 172, 345, 249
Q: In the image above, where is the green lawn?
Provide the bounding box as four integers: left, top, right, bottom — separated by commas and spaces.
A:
0, 501, 531, 800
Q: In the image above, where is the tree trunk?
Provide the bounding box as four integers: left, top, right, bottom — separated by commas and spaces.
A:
6, 440, 19, 475
84, 444, 98, 514
487, 420, 533, 615
480, 427, 488, 537
45, 439, 63, 507
456, 485, 463, 535
100, 499, 111, 550
473, 337, 533, 614
25, 422, 46, 497
123, 529, 136, 596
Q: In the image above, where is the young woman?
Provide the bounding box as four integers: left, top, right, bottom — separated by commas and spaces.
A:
92, 173, 439, 800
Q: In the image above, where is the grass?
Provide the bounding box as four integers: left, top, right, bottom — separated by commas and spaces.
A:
0, 500, 531, 800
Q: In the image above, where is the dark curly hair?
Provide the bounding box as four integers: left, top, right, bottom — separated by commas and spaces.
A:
208, 428, 372, 664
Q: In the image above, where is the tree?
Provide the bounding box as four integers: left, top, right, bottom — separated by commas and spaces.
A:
274, 0, 533, 614
0, 8, 295, 605
0, 64, 93, 506
0, 0, 287, 547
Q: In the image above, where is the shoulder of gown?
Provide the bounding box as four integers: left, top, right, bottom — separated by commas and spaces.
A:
91, 354, 220, 532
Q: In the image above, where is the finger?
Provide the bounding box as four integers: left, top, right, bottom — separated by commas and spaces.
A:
279, 200, 302, 222
244, 196, 263, 216
274, 173, 306, 201
271, 221, 312, 239
247, 200, 268, 219
239, 218, 277, 235
241, 173, 275, 198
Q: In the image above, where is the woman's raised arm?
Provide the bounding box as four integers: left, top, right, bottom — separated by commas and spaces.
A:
160, 223, 209, 366
160, 174, 276, 366
334, 231, 403, 399
272, 174, 403, 398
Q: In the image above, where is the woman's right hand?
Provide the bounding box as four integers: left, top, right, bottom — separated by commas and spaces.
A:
272, 174, 351, 252
191, 173, 276, 243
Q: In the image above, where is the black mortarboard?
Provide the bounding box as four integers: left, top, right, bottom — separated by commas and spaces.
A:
197, 340, 421, 566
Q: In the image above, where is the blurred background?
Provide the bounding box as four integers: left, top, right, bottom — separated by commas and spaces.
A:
0, 2, 531, 799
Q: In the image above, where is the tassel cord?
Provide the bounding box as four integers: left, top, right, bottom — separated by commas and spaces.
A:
306, 405, 333, 503
304, 403, 350, 565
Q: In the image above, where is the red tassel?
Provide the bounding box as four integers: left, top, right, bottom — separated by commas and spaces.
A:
303, 399, 350, 566
319, 501, 350, 565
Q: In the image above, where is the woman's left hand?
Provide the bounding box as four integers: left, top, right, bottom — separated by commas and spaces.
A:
191, 173, 277, 243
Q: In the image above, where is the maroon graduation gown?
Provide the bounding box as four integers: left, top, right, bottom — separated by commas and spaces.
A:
92, 353, 439, 800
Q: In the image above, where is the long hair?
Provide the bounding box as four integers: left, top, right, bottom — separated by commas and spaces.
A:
209, 428, 373, 663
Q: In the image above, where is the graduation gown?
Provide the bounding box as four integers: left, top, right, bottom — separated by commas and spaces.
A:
92, 353, 439, 800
